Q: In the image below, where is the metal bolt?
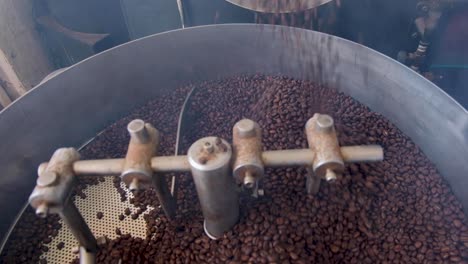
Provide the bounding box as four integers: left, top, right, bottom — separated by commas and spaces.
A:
36, 203, 49, 218
203, 141, 214, 153
235, 119, 256, 138
325, 169, 338, 182
37, 171, 58, 187
244, 171, 256, 189
129, 178, 140, 192
127, 119, 150, 144
316, 114, 334, 132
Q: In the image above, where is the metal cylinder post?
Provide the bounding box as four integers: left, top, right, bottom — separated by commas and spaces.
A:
188, 137, 239, 239
79, 246, 96, 264
121, 120, 159, 191
305, 114, 345, 179
152, 173, 177, 220
232, 119, 264, 189
60, 202, 97, 253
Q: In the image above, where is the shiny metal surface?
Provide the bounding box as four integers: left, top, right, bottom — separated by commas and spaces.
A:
188, 137, 238, 239
226, 0, 333, 13
0, 24, 467, 247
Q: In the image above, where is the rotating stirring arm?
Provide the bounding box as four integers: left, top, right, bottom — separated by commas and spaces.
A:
28, 114, 384, 262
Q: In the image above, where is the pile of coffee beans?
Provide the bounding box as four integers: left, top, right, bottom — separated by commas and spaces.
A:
85, 75, 468, 263
0, 208, 61, 263
2, 75, 467, 263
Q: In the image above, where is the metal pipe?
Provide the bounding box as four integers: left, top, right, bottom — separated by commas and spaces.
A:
262, 149, 314, 167
73, 159, 124, 175
188, 137, 238, 239
79, 246, 96, 264
340, 145, 384, 163
41, 145, 382, 178
262, 146, 383, 167
151, 156, 190, 172
306, 167, 321, 194
39, 155, 190, 176
71, 156, 190, 175
44, 146, 381, 176
59, 202, 97, 253
152, 174, 176, 220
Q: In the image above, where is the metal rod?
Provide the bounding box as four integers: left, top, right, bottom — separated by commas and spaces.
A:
73, 159, 124, 175
306, 167, 321, 194
262, 145, 383, 167
70, 156, 190, 175
340, 145, 384, 163
151, 156, 190, 172
79, 246, 96, 264
43, 146, 382, 176
59, 202, 97, 253
152, 174, 177, 220
262, 149, 314, 167
172, 85, 197, 199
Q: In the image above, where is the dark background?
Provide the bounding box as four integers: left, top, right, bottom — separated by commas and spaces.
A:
33, 0, 468, 107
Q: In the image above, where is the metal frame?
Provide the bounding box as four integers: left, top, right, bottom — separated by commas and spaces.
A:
27, 116, 383, 263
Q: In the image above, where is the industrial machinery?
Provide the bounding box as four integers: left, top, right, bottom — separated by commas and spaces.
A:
28, 115, 383, 261
0, 25, 467, 263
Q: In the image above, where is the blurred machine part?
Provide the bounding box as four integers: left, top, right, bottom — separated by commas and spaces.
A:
226, 0, 333, 13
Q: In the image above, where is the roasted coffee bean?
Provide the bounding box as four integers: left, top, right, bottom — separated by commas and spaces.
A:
96, 212, 104, 219
124, 208, 131, 216
118, 214, 125, 221
0, 208, 61, 263
56, 242, 65, 250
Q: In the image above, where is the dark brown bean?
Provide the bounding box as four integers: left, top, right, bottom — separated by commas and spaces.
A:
56, 242, 65, 250
124, 208, 131, 216
96, 212, 104, 219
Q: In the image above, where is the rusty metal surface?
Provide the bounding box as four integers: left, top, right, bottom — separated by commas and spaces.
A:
121, 122, 159, 188
305, 114, 344, 179
232, 119, 264, 186
29, 148, 81, 215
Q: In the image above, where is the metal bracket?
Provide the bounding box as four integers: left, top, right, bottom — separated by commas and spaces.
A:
30, 114, 384, 250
